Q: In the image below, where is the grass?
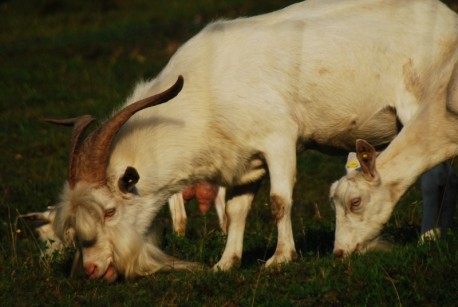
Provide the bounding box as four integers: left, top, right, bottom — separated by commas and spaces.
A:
1, 0, 458, 305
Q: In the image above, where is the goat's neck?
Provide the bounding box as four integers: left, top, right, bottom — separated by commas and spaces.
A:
376, 104, 458, 203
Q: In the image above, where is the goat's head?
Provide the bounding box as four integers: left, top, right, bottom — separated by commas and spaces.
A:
330, 139, 394, 257
50, 76, 184, 282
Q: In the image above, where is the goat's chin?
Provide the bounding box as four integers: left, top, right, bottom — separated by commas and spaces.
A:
103, 265, 118, 283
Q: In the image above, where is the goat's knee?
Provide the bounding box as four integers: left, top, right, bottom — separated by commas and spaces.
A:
270, 192, 293, 219
266, 192, 296, 267
271, 194, 287, 222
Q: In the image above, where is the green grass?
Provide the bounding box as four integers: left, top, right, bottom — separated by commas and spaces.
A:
1, 0, 458, 305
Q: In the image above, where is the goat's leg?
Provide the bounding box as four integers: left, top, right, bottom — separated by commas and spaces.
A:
214, 187, 227, 234
264, 137, 297, 267
420, 165, 442, 235
438, 164, 458, 232
213, 183, 259, 271
168, 193, 187, 236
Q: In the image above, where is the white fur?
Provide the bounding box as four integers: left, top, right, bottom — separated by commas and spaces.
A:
52, 0, 457, 279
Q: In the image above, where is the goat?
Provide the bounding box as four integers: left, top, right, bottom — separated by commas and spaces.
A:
331, 139, 458, 256
19, 207, 64, 258
48, 0, 457, 280
340, 154, 458, 248
19, 207, 84, 276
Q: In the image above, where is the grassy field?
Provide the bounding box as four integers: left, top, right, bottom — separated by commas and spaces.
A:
1, 0, 458, 305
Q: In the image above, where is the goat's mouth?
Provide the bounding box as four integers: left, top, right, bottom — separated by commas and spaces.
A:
87, 261, 118, 282
334, 243, 364, 258
102, 264, 117, 282
334, 235, 382, 258
353, 236, 380, 254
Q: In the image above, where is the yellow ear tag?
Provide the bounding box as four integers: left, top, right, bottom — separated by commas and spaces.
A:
346, 161, 360, 169
362, 153, 369, 159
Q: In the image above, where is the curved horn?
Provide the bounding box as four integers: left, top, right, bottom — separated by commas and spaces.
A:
49, 75, 184, 188
45, 115, 96, 187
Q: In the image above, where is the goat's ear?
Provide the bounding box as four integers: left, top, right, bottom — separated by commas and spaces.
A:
355, 139, 377, 179
118, 166, 139, 193
19, 212, 52, 228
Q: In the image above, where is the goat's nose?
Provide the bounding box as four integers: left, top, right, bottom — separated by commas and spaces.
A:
85, 263, 97, 277
334, 249, 344, 258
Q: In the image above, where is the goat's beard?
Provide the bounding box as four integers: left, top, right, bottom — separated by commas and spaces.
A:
107, 220, 181, 280
110, 228, 203, 280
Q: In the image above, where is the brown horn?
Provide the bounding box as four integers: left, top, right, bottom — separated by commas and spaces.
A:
45, 115, 96, 187
49, 75, 184, 188
82, 75, 184, 186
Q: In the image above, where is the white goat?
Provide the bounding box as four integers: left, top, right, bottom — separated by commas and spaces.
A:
341, 155, 458, 245
332, 140, 458, 256
19, 207, 64, 257
19, 207, 84, 276
48, 0, 457, 280
328, 0, 458, 257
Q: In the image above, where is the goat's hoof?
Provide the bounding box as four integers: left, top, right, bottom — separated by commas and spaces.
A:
265, 250, 297, 267
212, 256, 241, 272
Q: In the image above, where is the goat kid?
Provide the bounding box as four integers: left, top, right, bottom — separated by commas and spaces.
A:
49, 0, 456, 280
19, 207, 84, 277
19, 207, 65, 258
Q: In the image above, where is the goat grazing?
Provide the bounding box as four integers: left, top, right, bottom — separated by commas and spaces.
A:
19, 207, 84, 276
19, 207, 65, 258
49, 0, 457, 280
339, 154, 458, 249
331, 139, 458, 256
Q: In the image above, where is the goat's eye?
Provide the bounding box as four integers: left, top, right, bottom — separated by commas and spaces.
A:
104, 208, 116, 219
349, 197, 362, 212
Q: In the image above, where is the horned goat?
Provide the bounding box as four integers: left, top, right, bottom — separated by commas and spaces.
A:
48, 0, 457, 280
